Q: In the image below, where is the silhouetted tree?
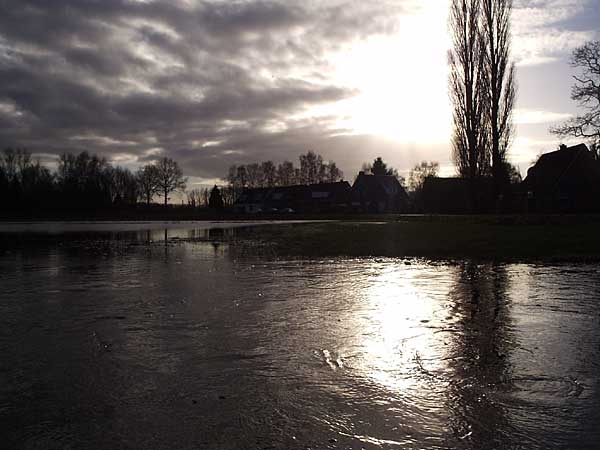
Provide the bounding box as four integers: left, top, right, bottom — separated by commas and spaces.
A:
1, 148, 55, 208
276, 160, 296, 186
261, 161, 276, 187
361, 157, 405, 186
299, 150, 323, 184
186, 188, 202, 207
155, 157, 186, 206
245, 163, 262, 188
0, 163, 7, 206
408, 161, 439, 192
221, 185, 236, 206
481, 0, 517, 194
226, 165, 247, 201
1, 148, 30, 184
551, 40, 600, 146
325, 161, 344, 182
500, 161, 521, 184
57, 151, 112, 207
235, 165, 248, 189
0, 148, 195, 212
372, 157, 393, 176
136, 164, 159, 205
225, 151, 342, 204
201, 187, 210, 206
209, 185, 224, 210
110, 166, 138, 205
449, 0, 490, 181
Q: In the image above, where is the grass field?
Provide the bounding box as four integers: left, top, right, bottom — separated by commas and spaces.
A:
234, 215, 600, 261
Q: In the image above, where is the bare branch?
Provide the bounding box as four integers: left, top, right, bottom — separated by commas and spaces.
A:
551, 40, 600, 146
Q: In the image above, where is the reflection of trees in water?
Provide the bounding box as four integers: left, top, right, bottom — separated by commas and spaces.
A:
446, 262, 515, 447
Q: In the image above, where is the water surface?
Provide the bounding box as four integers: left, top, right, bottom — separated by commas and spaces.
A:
1, 223, 599, 449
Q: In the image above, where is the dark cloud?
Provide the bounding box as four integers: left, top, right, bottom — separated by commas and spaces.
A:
0, 0, 407, 179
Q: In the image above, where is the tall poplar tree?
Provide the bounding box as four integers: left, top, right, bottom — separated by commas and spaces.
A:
481, 0, 516, 194
449, 0, 490, 183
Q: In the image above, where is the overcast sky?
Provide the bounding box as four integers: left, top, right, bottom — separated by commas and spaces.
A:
0, 0, 598, 185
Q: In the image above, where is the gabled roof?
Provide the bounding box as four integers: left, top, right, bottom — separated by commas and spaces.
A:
523, 143, 600, 191
353, 172, 408, 199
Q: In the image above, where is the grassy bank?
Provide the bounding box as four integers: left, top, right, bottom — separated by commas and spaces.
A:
233, 215, 600, 261
2, 212, 600, 261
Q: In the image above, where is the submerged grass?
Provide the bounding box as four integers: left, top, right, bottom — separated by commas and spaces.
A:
236, 215, 600, 261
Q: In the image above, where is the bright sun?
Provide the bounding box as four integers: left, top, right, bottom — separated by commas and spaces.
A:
309, 2, 452, 144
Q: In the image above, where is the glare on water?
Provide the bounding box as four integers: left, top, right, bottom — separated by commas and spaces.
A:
1, 224, 600, 450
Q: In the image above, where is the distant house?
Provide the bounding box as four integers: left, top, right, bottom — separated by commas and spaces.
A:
522, 143, 600, 212
352, 172, 409, 212
233, 187, 270, 213
264, 185, 311, 211
308, 181, 352, 212
233, 181, 352, 213
421, 177, 495, 214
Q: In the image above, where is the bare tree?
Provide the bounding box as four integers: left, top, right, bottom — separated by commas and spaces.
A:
551, 40, 600, 145
235, 165, 248, 188
325, 161, 344, 183
221, 185, 236, 206
136, 164, 159, 205
201, 187, 210, 206
408, 161, 439, 192
261, 161, 276, 187
276, 161, 295, 186
186, 188, 202, 207
481, 0, 517, 192
299, 151, 322, 184
1, 148, 33, 184
155, 157, 187, 206
449, 0, 489, 181
110, 166, 138, 205
245, 163, 262, 188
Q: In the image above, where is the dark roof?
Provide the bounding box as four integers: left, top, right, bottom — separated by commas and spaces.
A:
353, 173, 408, 199
523, 143, 600, 192
264, 185, 310, 203
236, 182, 352, 205
234, 187, 271, 204
308, 181, 351, 199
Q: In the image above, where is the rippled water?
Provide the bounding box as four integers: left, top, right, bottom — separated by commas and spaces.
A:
1, 224, 600, 449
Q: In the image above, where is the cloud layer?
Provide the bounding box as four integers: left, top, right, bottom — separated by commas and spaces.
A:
0, 0, 409, 180
513, 0, 598, 66
1, 0, 598, 181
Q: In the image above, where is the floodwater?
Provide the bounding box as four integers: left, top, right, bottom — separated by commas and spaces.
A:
1, 223, 600, 450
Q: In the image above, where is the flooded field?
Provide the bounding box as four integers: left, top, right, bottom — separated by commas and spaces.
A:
1, 222, 600, 449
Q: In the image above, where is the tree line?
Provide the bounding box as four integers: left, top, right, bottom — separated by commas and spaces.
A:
186, 186, 234, 208
2, 146, 442, 212
0, 148, 187, 210
225, 150, 344, 198
227, 151, 441, 196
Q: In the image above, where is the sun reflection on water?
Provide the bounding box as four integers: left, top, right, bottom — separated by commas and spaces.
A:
357, 261, 455, 396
